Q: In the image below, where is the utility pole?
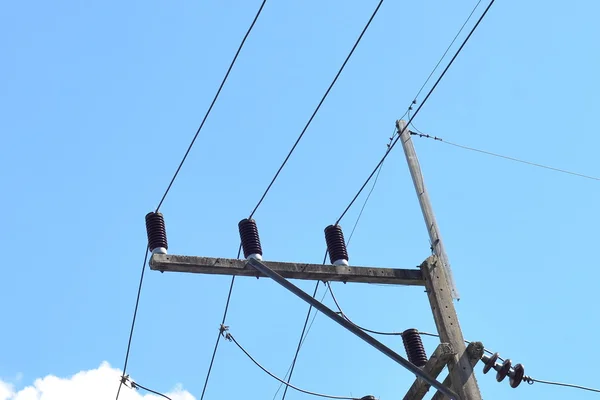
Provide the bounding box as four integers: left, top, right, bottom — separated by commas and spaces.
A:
145, 120, 485, 399
397, 120, 459, 300
397, 120, 482, 400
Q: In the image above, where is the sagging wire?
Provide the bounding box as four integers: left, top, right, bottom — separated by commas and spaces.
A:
222, 325, 376, 400
120, 375, 173, 400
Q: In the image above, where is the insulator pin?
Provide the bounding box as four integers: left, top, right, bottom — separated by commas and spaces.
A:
145, 212, 168, 254
402, 329, 428, 367
238, 218, 263, 260
324, 224, 349, 266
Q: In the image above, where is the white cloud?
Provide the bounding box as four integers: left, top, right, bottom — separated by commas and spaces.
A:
0, 362, 195, 400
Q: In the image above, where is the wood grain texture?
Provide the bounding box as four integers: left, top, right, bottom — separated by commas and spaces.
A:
149, 254, 425, 286
431, 342, 484, 400
403, 343, 456, 400
421, 256, 483, 400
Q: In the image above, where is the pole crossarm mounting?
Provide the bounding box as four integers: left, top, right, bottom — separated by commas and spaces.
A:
243, 257, 460, 400
403, 343, 456, 400
431, 342, 484, 400
149, 254, 425, 286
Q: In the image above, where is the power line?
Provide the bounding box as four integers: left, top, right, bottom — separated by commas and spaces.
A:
327, 282, 400, 337
335, 0, 496, 225
278, 282, 321, 400
199, 275, 237, 400
224, 329, 369, 400
272, 287, 328, 400
527, 378, 600, 394
345, 127, 396, 247
155, 0, 268, 213
115, 249, 149, 400
269, 4, 496, 398
411, 0, 483, 103
248, 0, 385, 219
412, 132, 600, 182
116, 2, 267, 399
121, 376, 173, 400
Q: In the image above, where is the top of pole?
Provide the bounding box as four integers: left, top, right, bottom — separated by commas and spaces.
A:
397, 119, 460, 300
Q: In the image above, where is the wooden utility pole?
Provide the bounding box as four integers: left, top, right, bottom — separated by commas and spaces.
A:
396, 120, 459, 300
397, 120, 483, 400
147, 119, 485, 399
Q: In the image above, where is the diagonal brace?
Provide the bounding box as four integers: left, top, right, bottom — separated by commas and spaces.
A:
431, 342, 484, 400
246, 258, 460, 400
403, 343, 456, 400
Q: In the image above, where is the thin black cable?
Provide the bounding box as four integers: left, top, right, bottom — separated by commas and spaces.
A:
336, 0, 495, 225
278, 282, 320, 400
199, 274, 237, 400
326, 282, 400, 337
155, 0, 268, 213
225, 331, 364, 400
442, 139, 600, 181
272, 287, 328, 400
115, 249, 149, 400
412, 0, 483, 102
129, 380, 173, 400
274, 251, 328, 400
528, 378, 600, 394
346, 127, 396, 247
248, 0, 385, 219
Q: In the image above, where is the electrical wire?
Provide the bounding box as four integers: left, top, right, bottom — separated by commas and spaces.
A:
443, 138, 600, 182
155, 0, 268, 213
272, 288, 329, 400
326, 290, 600, 396
199, 274, 237, 400
127, 378, 173, 400
345, 127, 396, 247
411, 0, 483, 103
116, 3, 268, 399
115, 250, 149, 400
335, 0, 496, 225
224, 330, 366, 400
327, 282, 401, 337
248, 0, 385, 219
278, 282, 321, 400
528, 378, 600, 394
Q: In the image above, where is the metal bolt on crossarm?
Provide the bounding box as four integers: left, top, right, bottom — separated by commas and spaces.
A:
324, 224, 349, 266
238, 218, 263, 260
402, 329, 428, 368
145, 212, 168, 255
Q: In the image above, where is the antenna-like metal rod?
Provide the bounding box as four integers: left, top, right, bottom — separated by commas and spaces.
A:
246, 258, 460, 400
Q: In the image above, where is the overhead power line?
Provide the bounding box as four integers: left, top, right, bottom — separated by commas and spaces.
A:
248, 0, 385, 219
528, 378, 600, 394
202, 1, 384, 396
155, 0, 268, 213
272, 286, 329, 400
224, 328, 371, 400
410, 130, 600, 182
115, 249, 149, 400
120, 375, 173, 400
116, 2, 267, 400
345, 0, 485, 250
270, 2, 496, 398
335, 0, 496, 225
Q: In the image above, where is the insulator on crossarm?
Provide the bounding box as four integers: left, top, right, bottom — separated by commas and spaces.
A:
324, 224, 349, 266
402, 329, 428, 367
145, 212, 168, 254
238, 218, 263, 260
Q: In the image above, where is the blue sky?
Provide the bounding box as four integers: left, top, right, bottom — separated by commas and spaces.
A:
1, 1, 599, 399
